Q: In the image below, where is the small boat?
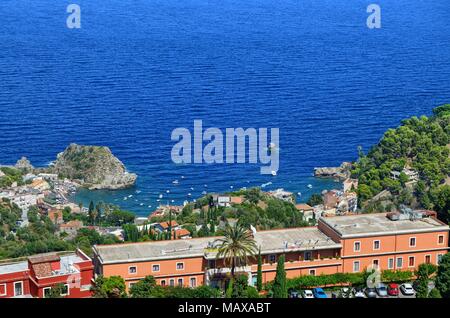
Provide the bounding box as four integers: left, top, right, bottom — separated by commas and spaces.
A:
204, 184, 208, 187
190, 187, 194, 190
297, 192, 302, 196
128, 195, 133, 198
123, 197, 128, 200
271, 171, 277, 176
171, 200, 175, 203
230, 186, 234, 189
202, 190, 207, 195
156, 199, 160, 202
307, 184, 313, 189
166, 190, 170, 193
172, 180, 179, 185
140, 203, 144, 206
159, 194, 163, 199
181, 176, 185, 179
148, 205, 152, 208
188, 193, 192, 196
136, 190, 141, 194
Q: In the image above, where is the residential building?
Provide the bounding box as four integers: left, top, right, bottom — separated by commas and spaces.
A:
295, 203, 314, 222
0, 249, 94, 298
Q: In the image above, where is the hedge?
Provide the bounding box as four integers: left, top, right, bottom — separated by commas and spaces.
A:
265, 270, 414, 291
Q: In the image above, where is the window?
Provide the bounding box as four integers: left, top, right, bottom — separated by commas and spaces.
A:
373, 240, 380, 250
408, 256, 415, 267
409, 237, 416, 247
61, 284, 69, 296
373, 259, 379, 268
160, 280, 166, 286
176, 262, 184, 270
353, 261, 360, 272
129, 266, 137, 274
309, 269, 316, 276
396, 257, 403, 269
43, 287, 51, 298
14, 282, 23, 297
425, 255, 431, 264
177, 278, 183, 287
190, 277, 197, 288
388, 258, 394, 269
437, 254, 443, 265
354, 241, 361, 252
208, 260, 216, 269
169, 279, 175, 287
304, 251, 312, 261
152, 264, 160, 272
269, 254, 276, 263
0, 283, 6, 296
438, 235, 444, 245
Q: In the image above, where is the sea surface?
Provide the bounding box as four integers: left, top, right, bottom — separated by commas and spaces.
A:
1, 1, 450, 216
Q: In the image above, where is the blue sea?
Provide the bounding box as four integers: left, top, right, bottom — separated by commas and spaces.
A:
1, 0, 450, 216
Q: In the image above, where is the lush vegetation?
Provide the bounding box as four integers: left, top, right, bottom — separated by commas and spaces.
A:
272, 255, 287, 298
415, 263, 437, 298
0, 167, 24, 188
436, 252, 450, 298
352, 104, 450, 221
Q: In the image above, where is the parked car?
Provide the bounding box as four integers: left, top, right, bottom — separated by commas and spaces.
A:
400, 283, 415, 296
339, 287, 353, 298
301, 290, 314, 299
376, 283, 388, 297
353, 287, 365, 298
312, 287, 327, 298
365, 287, 377, 298
288, 288, 300, 298
387, 283, 399, 296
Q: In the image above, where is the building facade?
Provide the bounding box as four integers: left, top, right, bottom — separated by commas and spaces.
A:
0, 249, 94, 298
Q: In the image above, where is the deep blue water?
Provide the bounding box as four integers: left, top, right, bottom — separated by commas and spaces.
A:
1, 1, 450, 216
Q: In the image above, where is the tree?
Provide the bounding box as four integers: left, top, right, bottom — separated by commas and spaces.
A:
256, 248, 263, 292
414, 263, 437, 298
45, 283, 67, 298
214, 221, 258, 279
91, 276, 126, 298
435, 253, 450, 298
272, 254, 287, 298
306, 194, 323, 207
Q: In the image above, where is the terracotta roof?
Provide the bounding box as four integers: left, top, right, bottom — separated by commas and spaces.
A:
60, 220, 83, 228
230, 196, 244, 204
172, 228, 191, 238
32, 263, 52, 278
295, 203, 313, 210
159, 220, 178, 229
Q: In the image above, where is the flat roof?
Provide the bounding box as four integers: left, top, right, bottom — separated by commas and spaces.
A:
320, 213, 449, 238
94, 227, 341, 264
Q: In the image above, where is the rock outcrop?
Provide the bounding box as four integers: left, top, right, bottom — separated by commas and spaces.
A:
51, 144, 137, 190
15, 157, 34, 172
314, 162, 352, 181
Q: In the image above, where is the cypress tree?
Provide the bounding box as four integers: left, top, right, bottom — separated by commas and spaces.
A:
272, 254, 287, 298
256, 248, 263, 292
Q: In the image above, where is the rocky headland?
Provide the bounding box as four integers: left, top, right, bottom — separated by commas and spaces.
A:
49, 144, 137, 190
313, 162, 353, 181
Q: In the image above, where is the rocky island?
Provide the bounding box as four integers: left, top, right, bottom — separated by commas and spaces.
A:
50, 143, 137, 190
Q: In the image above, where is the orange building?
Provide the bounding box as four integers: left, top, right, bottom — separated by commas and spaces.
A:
92, 212, 449, 291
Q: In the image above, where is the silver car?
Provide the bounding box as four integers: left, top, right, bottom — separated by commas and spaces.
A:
376, 284, 388, 297
400, 283, 415, 296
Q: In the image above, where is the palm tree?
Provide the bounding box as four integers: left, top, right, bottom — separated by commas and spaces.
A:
214, 221, 258, 278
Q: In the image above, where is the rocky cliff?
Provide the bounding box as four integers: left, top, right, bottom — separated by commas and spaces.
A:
51, 144, 137, 190
314, 162, 352, 180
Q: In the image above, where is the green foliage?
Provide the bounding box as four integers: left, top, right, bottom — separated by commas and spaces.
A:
129, 275, 221, 298
272, 255, 287, 298
352, 105, 450, 217
307, 193, 323, 207
436, 253, 450, 298
429, 288, 442, 298
0, 167, 24, 187
256, 249, 263, 292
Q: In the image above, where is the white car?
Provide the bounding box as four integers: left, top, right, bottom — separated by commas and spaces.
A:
400, 283, 415, 296
302, 290, 314, 298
